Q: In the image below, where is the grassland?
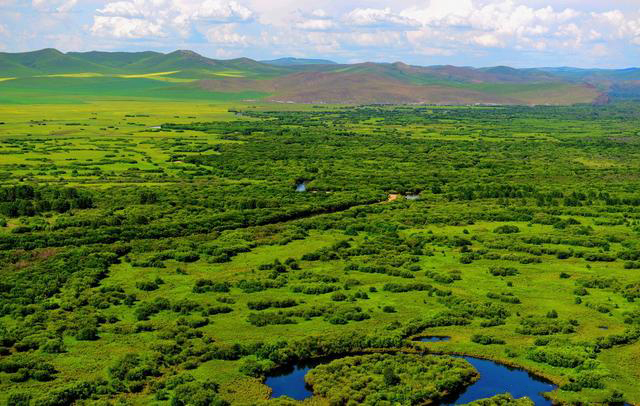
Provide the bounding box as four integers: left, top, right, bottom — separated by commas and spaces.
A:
0, 48, 605, 106
1, 96, 640, 405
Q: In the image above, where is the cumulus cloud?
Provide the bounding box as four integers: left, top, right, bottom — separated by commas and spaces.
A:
98, 1, 147, 18
343, 31, 406, 47
186, 1, 253, 22
252, 1, 640, 65
92, 0, 254, 39
395, 0, 590, 54
1, 0, 639, 67
592, 9, 640, 45
472, 33, 503, 48
344, 8, 419, 28
91, 16, 165, 38
310, 9, 328, 19
32, 0, 78, 13
205, 24, 249, 45
401, 0, 473, 27
294, 19, 336, 31
292, 8, 337, 32
98, 0, 253, 21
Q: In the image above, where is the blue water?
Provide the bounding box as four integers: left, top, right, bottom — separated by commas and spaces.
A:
296, 183, 306, 192
265, 362, 315, 400
265, 355, 556, 404
417, 336, 451, 342
445, 356, 555, 405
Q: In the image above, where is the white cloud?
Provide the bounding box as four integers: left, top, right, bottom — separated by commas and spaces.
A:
91, 16, 165, 39
205, 24, 249, 45
464, 1, 579, 37
99, 0, 253, 21
472, 33, 503, 47
294, 19, 336, 31
0, 0, 638, 67
592, 9, 640, 44
56, 0, 77, 13
188, 0, 253, 22
310, 9, 328, 19
32, 0, 78, 13
400, 0, 474, 27
344, 31, 406, 47
344, 8, 418, 28
98, 1, 147, 18
93, 0, 253, 39
397, 0, 585, 53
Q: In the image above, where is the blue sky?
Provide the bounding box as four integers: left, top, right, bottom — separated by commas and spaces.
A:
1, 0, 639, 68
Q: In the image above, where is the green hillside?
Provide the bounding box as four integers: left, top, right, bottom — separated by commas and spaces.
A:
0, 49, 117, 74
67, 51, 163, 68
261, 57, 337, 66
0, 76, 269, 104
2, 48, 638, 104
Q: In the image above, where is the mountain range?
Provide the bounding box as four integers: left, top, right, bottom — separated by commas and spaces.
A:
1, 48, 639, 105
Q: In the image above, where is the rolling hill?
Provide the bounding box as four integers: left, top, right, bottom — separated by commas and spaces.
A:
0, 48, 638, 104
260, 57, 337, 66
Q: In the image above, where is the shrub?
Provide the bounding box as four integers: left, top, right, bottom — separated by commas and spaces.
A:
75, 327, 99, 341
7, 394, 31, 406
494, 225, 520, 234
42, 339, 66, 354
489, 267, 519, 277
331, 292, 347, 302
471, 334, 505, 345
135, 281, 159, 291
247, 299, 297, 310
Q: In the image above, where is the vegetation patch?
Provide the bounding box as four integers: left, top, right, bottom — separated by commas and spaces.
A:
305, 353, 478, 405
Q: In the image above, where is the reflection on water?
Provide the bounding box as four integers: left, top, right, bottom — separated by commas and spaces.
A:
416, 336, 451, 342
265, 354, 557, 405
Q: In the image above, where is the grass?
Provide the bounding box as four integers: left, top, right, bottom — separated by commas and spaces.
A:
41, 73, 105, 78
116, 71, 181, 78
0, 76, 269, 104
1, 100, 640, 405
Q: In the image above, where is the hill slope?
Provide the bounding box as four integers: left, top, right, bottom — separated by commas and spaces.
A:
197, 71, 599, 105
1, 48, 638, 104
261, 57, 337, 66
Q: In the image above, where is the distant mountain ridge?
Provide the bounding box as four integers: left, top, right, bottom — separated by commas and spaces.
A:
1, 48, 639, 104
260, 57, 337, 66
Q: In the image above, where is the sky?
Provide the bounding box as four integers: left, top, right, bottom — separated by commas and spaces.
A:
0, 0, 639, 68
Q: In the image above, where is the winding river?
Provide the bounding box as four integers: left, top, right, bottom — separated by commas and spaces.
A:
265, 354, 556, 405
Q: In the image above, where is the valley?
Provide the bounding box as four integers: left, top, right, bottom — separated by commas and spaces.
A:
0, 97, 639, 405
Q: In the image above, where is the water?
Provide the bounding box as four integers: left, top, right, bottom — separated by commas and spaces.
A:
265, 360, 318, 400
296, 183, 307, 192
445, 356, 555, 405
416, 336, 451, 342
265, 355, 556, 404
405, 194, 420, 200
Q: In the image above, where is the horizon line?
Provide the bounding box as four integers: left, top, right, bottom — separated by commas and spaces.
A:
1, 47, 638, 71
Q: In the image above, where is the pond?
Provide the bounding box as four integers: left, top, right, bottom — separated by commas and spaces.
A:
265, 354, 556, 405
416, 336, 451, 342
265, 359, 318, 400
295, 183, 307, 192
444, 356, 555, 405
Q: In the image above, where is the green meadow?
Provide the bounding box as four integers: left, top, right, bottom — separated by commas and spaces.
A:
0, 76, 269, 105
1, 94, 640, 405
